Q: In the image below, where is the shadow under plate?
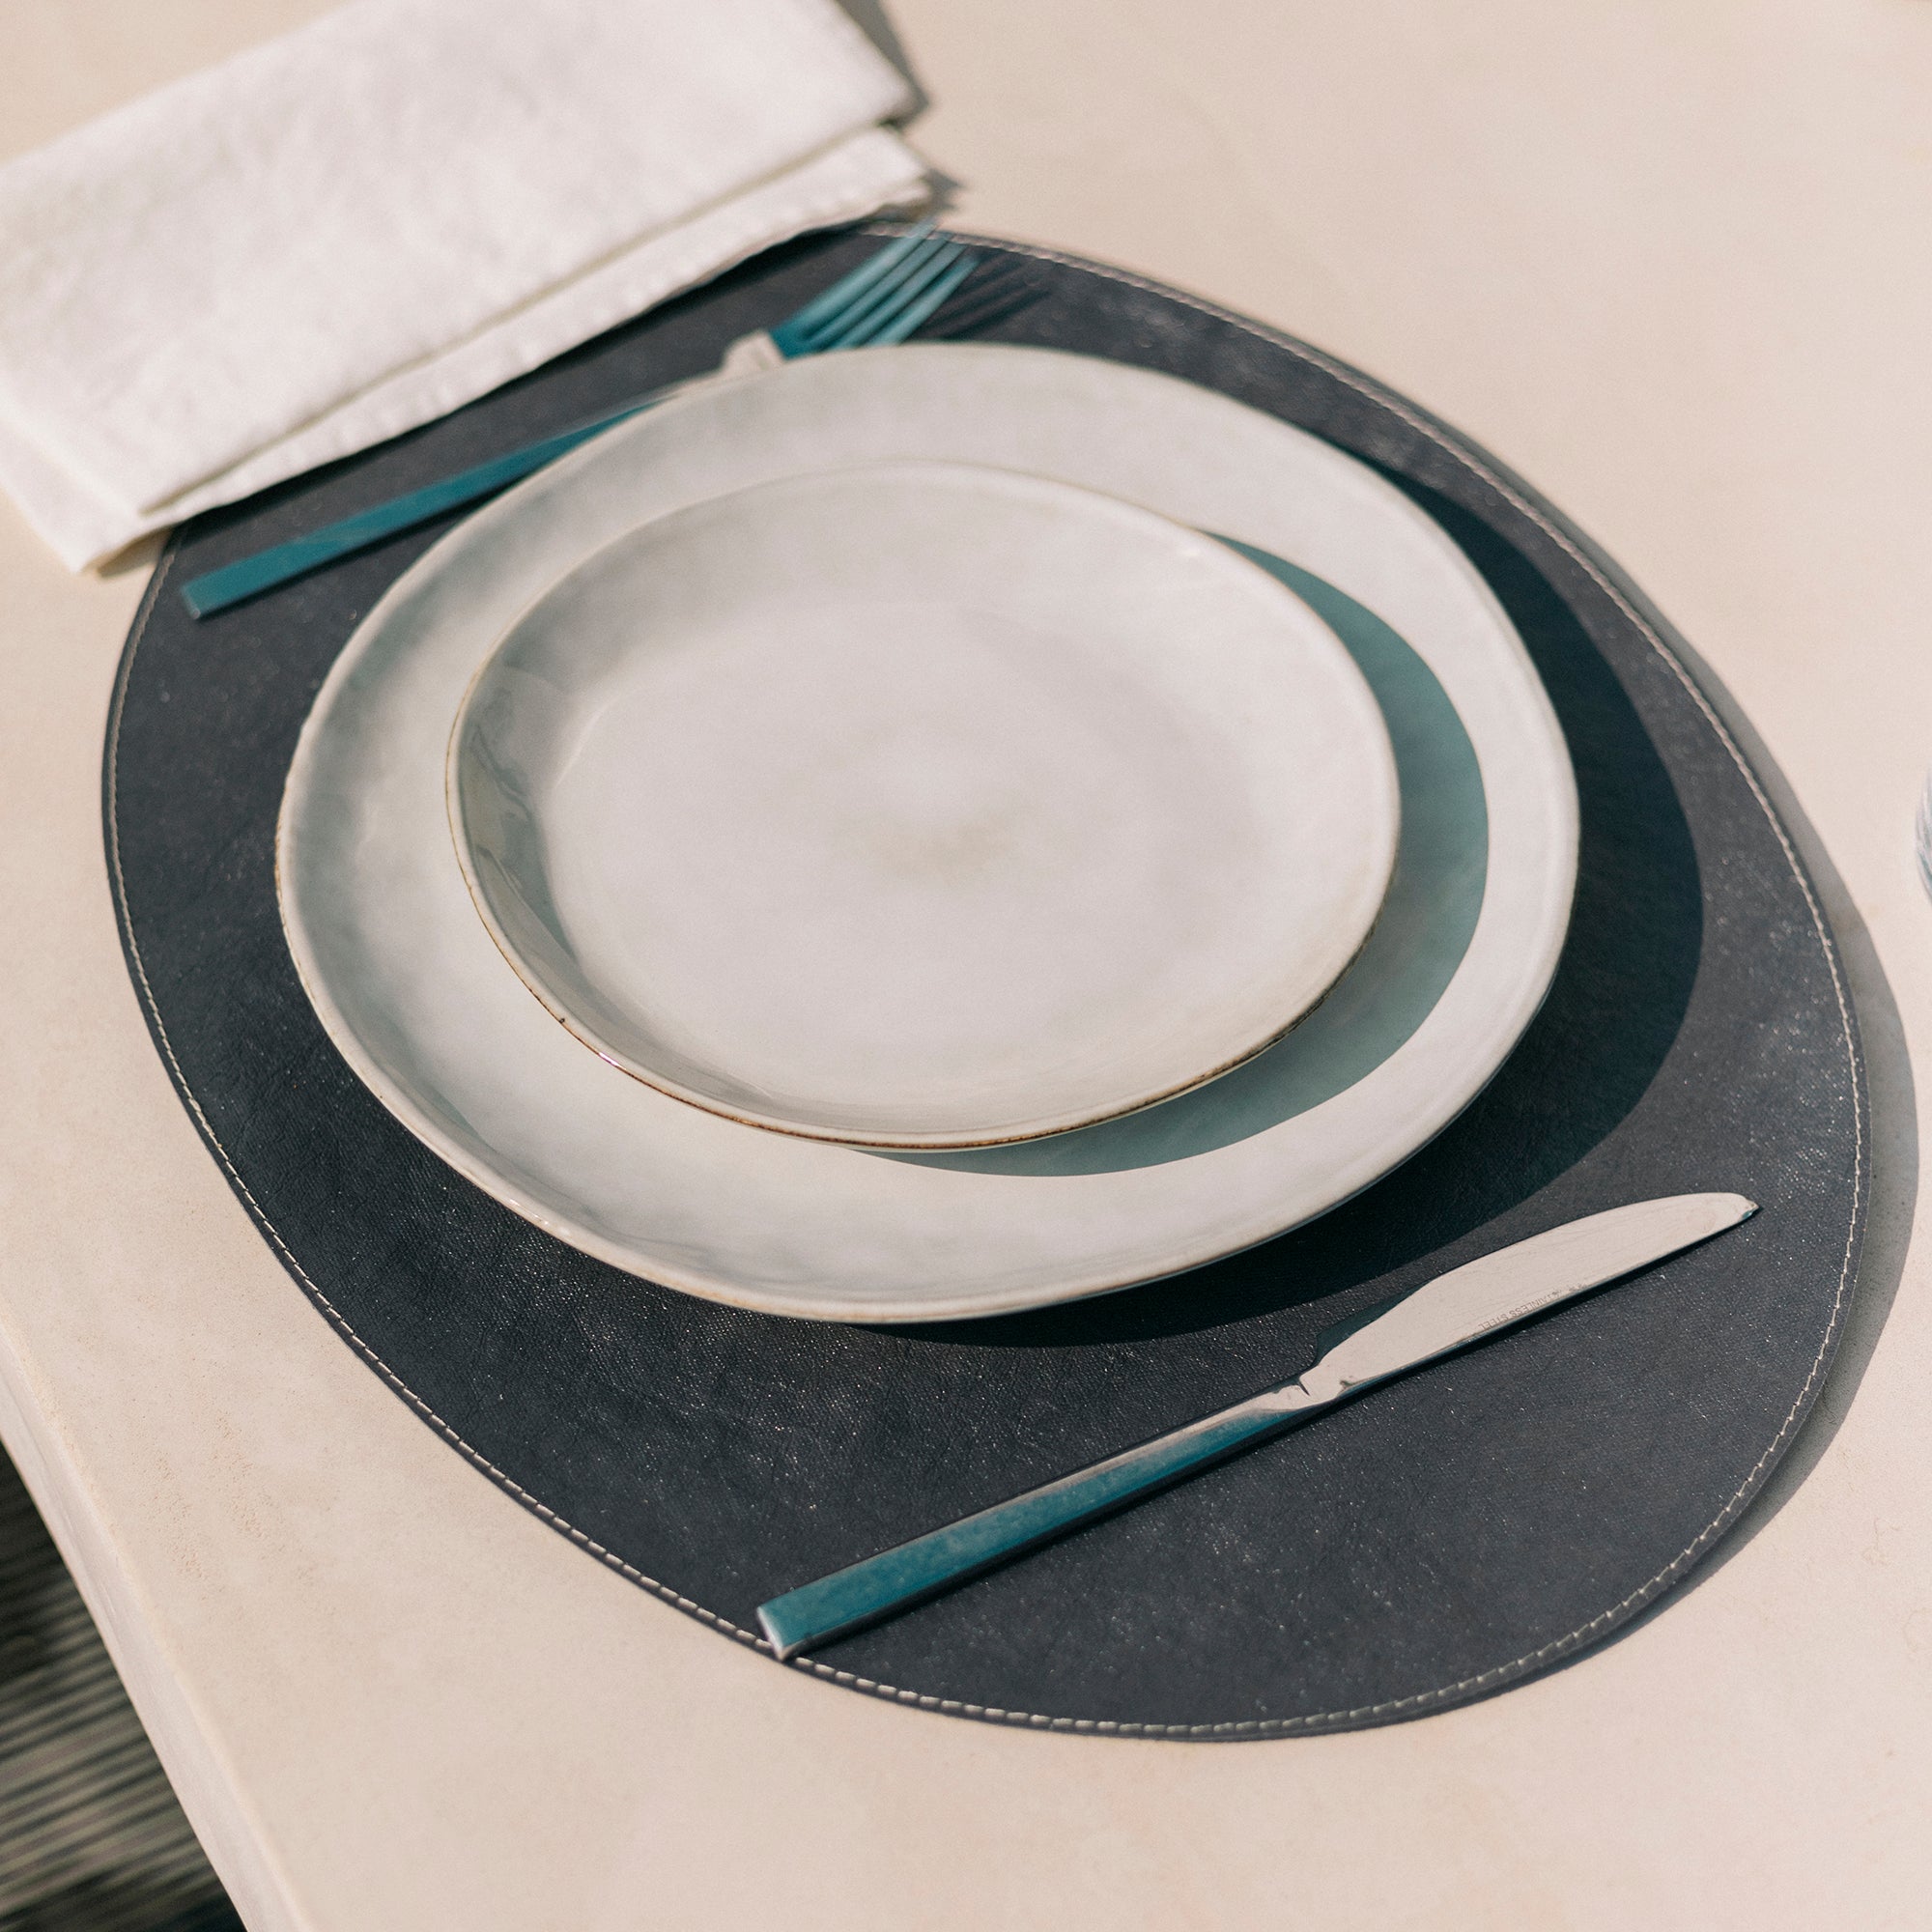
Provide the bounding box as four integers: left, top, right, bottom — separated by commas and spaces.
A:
884, 547, 1490, 1177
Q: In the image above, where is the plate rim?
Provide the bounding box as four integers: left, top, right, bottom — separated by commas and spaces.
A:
277, 339, 1579, 1321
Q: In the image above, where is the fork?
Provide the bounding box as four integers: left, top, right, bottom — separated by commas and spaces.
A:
179, 225, 980, 618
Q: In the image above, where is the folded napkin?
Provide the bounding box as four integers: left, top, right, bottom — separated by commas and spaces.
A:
0, 0, 926, 568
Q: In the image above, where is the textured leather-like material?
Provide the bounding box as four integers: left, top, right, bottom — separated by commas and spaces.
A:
105, 234, 1864, 1737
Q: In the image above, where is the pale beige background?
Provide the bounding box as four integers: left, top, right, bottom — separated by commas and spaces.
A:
2, 3, 1930, 1927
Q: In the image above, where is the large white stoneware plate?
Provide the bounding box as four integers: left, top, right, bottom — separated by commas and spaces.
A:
449, 459, 1400, 1150
280, 344, 1577, 1322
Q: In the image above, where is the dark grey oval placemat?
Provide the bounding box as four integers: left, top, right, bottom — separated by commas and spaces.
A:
103, 233, 1863, 1738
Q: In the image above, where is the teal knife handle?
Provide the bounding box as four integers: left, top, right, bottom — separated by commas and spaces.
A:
178, 403, 649, 618
756, 1390, 1319, 1661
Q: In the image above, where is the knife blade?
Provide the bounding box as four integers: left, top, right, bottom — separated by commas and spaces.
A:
756, 1192, 1756, 1661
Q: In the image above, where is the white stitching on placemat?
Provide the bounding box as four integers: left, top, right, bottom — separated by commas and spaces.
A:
103, 560, 767, 1658
104, 243, 1864, 1739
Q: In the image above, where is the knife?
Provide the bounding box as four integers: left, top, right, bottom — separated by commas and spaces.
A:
757, 1192, 1756, 1661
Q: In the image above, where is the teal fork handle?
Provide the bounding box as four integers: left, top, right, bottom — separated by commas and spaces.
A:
755, 1391, 1318, 1661
180, 235, 982, 618
178, 401, 650, 617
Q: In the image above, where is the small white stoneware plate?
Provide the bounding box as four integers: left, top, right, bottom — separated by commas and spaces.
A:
448, 460, 1400, 1150
279, 343, 1577, 1322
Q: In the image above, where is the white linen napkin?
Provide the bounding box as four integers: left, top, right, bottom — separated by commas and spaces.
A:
0, 0, 926, 568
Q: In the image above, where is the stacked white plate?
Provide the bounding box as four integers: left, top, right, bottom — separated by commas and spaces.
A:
279, 344, 1578, 1322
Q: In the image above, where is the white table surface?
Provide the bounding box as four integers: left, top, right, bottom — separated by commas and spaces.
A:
3, 3, 1931, 1926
